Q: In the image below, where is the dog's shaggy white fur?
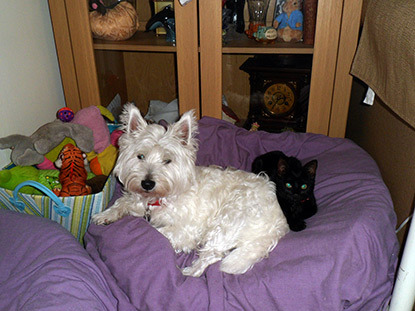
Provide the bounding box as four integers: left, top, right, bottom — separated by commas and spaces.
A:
92, 104, 289, 277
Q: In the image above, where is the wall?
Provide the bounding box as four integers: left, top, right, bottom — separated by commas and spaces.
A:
0, 1, 65, 168
346, 80, 415, 246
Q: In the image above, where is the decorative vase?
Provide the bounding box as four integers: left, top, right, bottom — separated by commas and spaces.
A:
245, 0, 271, 39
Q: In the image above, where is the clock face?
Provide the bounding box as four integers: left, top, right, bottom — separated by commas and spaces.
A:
263, 83, 295, 116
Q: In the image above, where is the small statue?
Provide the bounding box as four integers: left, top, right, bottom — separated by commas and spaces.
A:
146, 5, 176, 43
273, 0, 303, 43
253, 26, 277, 43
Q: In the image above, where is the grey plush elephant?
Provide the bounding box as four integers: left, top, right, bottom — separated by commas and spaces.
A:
0, 120, 94, 166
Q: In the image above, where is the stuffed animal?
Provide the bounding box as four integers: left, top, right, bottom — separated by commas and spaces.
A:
54, 144, 92, 197
71, 105, 110, 154
89, 0, 139, 41
87, 144, 118, 176
0, 120, 94, 166
0, 166, 61, 194
273, 0, 303, 43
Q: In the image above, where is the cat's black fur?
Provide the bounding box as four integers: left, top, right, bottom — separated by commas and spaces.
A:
252, 151, 318, 232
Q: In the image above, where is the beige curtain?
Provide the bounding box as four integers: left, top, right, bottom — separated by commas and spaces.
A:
351, 0, 415, 128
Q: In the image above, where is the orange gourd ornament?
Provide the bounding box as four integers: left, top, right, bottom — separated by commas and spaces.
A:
89, 0, 139, 41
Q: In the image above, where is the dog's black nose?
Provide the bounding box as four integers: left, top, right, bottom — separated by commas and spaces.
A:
141, 179, 156, 191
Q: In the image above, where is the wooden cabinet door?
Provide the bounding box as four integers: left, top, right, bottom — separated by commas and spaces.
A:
48, 0, 200, 116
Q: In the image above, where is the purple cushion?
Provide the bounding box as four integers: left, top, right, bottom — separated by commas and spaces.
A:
0, 209, 117, 311
84, 117, 399, 311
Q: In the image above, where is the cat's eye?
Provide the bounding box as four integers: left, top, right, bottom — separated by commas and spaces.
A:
137, 154, 145, 160
164, 159, 172, 164
285, 183, 292, 189
301, 184, 308, 190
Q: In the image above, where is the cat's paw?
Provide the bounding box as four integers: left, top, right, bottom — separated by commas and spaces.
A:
289, 220, 306, 232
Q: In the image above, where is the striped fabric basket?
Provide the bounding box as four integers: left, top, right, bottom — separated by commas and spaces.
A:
0, 174, 115, 243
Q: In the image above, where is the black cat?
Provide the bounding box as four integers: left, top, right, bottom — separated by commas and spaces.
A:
252, 151, 318, 232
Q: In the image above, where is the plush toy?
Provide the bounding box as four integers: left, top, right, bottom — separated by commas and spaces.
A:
273, 0, 303, 43
44, 137, 77, 163
54, 144, 92, 197
71, 106, 111, 154
0, 166, 61, 194
97, 105, 115, 123
0, 165, 96, 194
89, 0, 139, 41
87, 144, 118, 176
0, 120, 94, 166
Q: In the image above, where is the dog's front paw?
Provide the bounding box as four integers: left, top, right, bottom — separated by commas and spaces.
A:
92, 209, 121, 225
182, 265, 204, 277
91, 213, 111, 225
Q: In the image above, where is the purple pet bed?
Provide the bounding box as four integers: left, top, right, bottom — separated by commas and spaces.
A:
85, 117, 398, 311
0, 117, 398, 311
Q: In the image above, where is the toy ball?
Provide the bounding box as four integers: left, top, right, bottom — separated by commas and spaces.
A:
57, 107, 75, 122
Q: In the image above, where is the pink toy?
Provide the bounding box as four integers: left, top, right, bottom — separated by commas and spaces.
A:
36, 157, 56, 170
71, 106, 110, 154
110, 130, 123, 148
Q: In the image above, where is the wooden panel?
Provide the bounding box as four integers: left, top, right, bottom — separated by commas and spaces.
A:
123, 52, 177, 115
222, 54, 251, 121
94, 50, 128, 107
175, 0, 200, 116
93, 31, 177, 52
64, 0, 101, 109
222, 40, 313, 54
199, 0, 222, 119
328, 0, 363, 138
48, 0, 81, 111
306, 0, 344, 135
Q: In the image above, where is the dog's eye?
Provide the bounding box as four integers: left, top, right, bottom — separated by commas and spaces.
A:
301, 184, 308, 190
164, 159, 172, 164
137, 154, 145, 160
285, 183, 292, 189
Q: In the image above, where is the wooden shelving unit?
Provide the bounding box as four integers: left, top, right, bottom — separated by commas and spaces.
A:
222, 39, 313, 55
48, 0, 362, 138
93, 31, 177, 52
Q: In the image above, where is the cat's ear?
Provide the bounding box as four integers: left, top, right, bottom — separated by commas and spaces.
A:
304, 160, 318, 178
252, 158, 264, 174
277, 158, 288, 176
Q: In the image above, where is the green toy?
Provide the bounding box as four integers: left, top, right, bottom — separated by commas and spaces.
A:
0, 166, 95, 194
0, 166, 56, 194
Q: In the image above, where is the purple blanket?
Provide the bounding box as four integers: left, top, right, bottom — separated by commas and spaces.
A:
0, 209, 118, 311
0, 117, 399, 311
85, 117, 398, 310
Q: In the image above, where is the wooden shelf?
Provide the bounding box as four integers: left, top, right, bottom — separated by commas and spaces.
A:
93, 31, 176, 52
222, 36, 314, 54
93, 30, 313, 55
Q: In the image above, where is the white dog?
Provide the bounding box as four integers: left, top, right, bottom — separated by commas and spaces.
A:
92, 104, 289, 277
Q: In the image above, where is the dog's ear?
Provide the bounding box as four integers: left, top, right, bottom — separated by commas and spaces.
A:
121, 103, 147, 133
172, 109, 198, 145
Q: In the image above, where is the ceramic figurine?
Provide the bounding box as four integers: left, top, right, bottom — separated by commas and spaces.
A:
146, 5, 176, 43
253, 26, 277, 43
